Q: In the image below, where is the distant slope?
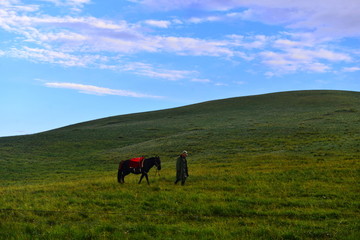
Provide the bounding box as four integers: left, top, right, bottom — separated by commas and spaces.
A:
1, 90, 359, 184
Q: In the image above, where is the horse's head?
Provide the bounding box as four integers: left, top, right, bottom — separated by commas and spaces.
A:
154, 156, 161, 170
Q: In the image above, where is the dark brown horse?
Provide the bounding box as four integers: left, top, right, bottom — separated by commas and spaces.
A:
117, 156, 161, 185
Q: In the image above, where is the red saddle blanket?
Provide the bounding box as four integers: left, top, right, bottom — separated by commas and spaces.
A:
129, 157, 145, 168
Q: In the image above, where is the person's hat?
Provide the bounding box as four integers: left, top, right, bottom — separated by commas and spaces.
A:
182, 150, 188, 154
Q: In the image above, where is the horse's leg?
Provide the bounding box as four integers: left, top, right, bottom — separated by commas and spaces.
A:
123, 170, 131, 183
117, 170, 121, 183
139, 173, 145, 184
145, 173, 150, 185
117, 170, 123, 183
121, 172, 125, 184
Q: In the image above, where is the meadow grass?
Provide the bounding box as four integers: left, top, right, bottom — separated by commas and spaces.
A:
0, 157, 358, 239
0, 90, 359, 239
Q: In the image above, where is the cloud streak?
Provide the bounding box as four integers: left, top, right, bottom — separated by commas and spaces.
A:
137, 0, 360, 38
45, 82, 163, 98
121, 62, 196, 81
39, 0, 91, 12
144, 20, 171, 28
259, 46, 351, 74
9, 47, 107, 67
343, 67, 360, 72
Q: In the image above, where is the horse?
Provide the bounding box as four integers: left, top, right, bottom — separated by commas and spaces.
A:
117, 156, 161, 185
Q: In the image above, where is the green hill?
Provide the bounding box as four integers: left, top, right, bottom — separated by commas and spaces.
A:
1, 90, 359, 239
1, 90, 359, 183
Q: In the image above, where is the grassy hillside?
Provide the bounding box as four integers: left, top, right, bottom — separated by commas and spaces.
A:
0, 90, 359, 239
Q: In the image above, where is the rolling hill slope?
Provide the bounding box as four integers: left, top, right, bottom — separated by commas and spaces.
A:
1, 90, 359, 184
0, 90, 359, 239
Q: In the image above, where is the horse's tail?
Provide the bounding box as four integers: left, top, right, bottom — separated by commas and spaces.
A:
117, 160, 125, 183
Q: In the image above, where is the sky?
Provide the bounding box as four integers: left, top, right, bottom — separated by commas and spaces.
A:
1, 0, 359, 137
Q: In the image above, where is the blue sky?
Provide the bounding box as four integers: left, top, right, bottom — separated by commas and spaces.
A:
1, 0, 359, 137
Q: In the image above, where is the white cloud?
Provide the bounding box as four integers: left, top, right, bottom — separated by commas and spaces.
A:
136, 0, 238, 11
0, 6, 242, 58
122, 62, 196, 81
39, 0, 91, 12
215, 82, 228, 86
284, 48, 351, 62
9, 47, 108, 67
257, 33, 352, 74
227, 34, 269, 49
234, 81, 246, 85
259, 49, 337, 74
144, 20, 171, 28
188, 16, 222, 24
137, 0, 360, 39
191, 78, 211, 83
274, 39, 306, 48
45, 82, 162, 98
343, 67, 360, 72
172, 19, 183, 25
264, 71, 275, 78
306, 62, 330, 73
156, 36, 237, 57
8, 46, 197, 81
0, 0, 357, 78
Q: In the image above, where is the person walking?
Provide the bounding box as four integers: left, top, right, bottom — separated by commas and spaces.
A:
175, 150, 189, 185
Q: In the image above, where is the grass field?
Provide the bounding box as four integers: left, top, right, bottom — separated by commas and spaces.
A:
0, 90, 359, 239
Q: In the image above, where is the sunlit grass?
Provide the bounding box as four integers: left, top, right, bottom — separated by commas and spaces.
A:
1, 155, 359, 239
